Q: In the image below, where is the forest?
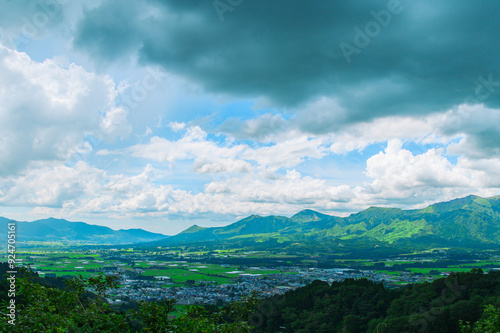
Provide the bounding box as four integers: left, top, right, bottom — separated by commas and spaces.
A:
2, 263, 500, 332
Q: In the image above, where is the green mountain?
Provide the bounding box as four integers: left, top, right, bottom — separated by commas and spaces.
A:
154, 195, 500, 249
0, 217, 168, 245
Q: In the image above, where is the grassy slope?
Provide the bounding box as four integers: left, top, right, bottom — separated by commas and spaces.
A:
154, 195, 500, 249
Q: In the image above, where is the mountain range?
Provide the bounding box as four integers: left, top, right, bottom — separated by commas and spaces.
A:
2, 195, 499, 249
0, 217, 168, 245
151, 195, 500, 249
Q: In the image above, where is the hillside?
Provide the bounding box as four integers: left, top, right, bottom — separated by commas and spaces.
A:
152, 195, 500, 249
0, 217, 168, 245
259, 269, 499, 332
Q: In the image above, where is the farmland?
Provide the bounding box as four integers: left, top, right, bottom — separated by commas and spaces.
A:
1, 249, 291, 285
3, 245, 500, 286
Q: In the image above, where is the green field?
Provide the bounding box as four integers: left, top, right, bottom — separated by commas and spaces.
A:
3, 248, 500, 286
4, 251, 286, 285
408, 267, 472, 274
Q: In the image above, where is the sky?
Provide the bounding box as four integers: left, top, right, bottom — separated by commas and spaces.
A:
0, 0, 499, 235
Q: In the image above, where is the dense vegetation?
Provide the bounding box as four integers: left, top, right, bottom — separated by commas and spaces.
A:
256, 269, 500, 333
2, 264, 500, 332
150, 195, 500, 252
0, 264, 258, 332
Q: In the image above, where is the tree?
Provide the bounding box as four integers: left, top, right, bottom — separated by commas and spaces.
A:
1, 269, 261, 332
460, 304, 500, 333
1, 269, 129, 332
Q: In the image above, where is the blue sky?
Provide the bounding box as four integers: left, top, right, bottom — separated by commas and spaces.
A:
0, 0, 499, 234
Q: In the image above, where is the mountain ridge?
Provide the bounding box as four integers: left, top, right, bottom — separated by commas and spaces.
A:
151, 195, 500, 249
0, 217, 168, 245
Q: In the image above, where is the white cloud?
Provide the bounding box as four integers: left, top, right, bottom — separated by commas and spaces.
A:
2, 139, 499, 226
168, 121, 186, 132
128, 126, 326, 173
223, 102, 500, 162
129, 127, 248, 173
366, 139, 470, 189
2, 160, 355, 220
0, 161, 105, 206
100, 107, 132, 140
242, 136, 326, 169
192, 158, 252, 174
205, 170, 354, 210
327, 116, 439, 154
361, 139, 500, 205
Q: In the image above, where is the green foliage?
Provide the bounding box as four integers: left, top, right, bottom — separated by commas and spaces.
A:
136, 298, 176, 332
255, 270, 500, 333
460, 304, 500, 333
1, 268, 129, 332
170, 294, 259, 332
1, 269, 260, 332
155, 195, 500, 250
3, 265, 500, 332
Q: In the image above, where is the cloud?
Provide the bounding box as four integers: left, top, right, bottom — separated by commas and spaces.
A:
0, 0, 103, 47
439, 105, 500, 159
128, 127, 249, 172
100, 107, 132, 140
71, 0, 500, 124
219, 114, 288, 141
327, 116, 436, 154
2, 140, 499, 223
0, 161, 105, 207
127, 126, 326, 172
1, 161, 353, 218
0, 0, 65, 45
219, 103, 500, 160
205, 169, 355, 211
0, 43, 130, 175
168, 121, 186, 132
1, 0, 499, 231
241, 136, 326, 169
362, 139, 500, 205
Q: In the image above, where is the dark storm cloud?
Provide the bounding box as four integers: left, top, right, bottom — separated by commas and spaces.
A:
73, 0, 500, 130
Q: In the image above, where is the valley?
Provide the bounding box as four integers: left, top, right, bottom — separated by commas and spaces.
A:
4, 244, 500, 310
3, 194, 500, 331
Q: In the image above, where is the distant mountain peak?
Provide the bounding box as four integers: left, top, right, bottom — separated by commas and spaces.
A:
150, 194, 500, 249
296, 209, 320, 215
180, 225, 207, 234
291, 209, 333, 223
0, 217, 168, 245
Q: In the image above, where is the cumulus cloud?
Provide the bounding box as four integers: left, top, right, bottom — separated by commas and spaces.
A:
128, 127, 249, 172
126, 126, 327, 172
205, 169, 354, 210
2, 139, 499, 224
1, 0, 500, 230
11, 162, 357, 219
361, 139, 500, 206
242, 136, 326, 169
0, 161, 105, 207
220, 103, 500, 161
0, 43, 130, 175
